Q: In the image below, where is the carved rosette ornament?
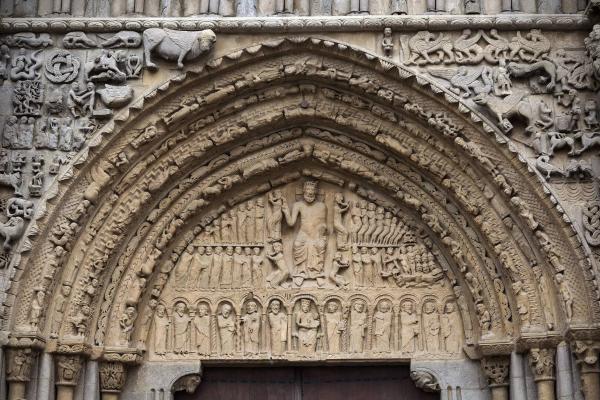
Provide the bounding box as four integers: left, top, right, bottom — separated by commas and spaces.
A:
572, 341, 600, 400
99, 362, 128, 399
481, 356, 509, 400
528, 348, 556, 400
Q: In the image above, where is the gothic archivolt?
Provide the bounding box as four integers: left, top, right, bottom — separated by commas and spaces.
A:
1, 29, 600, 399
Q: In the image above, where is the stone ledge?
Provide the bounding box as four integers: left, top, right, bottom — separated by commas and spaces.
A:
0, 14, 590, 34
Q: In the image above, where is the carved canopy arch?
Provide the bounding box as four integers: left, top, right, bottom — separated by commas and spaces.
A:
6, 37, 598, 362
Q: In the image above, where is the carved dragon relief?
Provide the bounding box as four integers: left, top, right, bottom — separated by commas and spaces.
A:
1, 37, 593, 374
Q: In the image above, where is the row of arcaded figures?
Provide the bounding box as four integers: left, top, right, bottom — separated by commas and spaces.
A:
149, 297, 463, 357
12, 0, 589, 18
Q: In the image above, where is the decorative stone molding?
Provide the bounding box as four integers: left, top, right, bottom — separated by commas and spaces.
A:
0, 15, 591, 34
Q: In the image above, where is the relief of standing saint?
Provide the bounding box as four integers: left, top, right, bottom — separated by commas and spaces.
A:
282, 181, 328, 285
294, 299, 320, 354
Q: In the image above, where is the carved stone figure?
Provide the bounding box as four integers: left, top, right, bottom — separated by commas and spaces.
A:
382, 28, 394, 58
51, 282, 71, 338
267, 190, 283, 242
250, 247, 264, 288
410, 370, 441, 392
241, 300, 261, 353
85, 50, 126, 83
423, 302, 441, 352
10, 49, 42, 80
0, 45, 10, 84
172, 302, 191, 354
294, 299, 320, 354
555, 273, 573, 322
13, 80, 43, 116
441, 302, 461, 352
217, 303, 236, 354
400, 301, 419, 352
119, 306, 137, 345
283, 181, 328, 285
372, 300, 392, 352
330, 251, 349, 288
63, 32, 98, 49
333, 192, 349, 250
268, 300, 287, 354
153, 304, 170, 355
193, 304, 211, 355
266, 241, 290, 288
406, 32, 454, 66
349, 300, 367, 353
29, 288, 45, 329
100, 31, 143, 48
68, 81, 96, 118
324, 301, 345, 352
143, 28, 217, 70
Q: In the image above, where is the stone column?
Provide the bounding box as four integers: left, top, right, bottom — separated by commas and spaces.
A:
99, 362, 127, 400
528, 347, 557, 400
55, 355, 84, 400
510, 351, 527, 400
5, 347, 37, 400
572, 341, 600, 400
556, 342, 574, 400
481, 355, 510, 400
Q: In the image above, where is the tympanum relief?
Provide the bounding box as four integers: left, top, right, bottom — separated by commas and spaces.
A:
152, 180, 463, 361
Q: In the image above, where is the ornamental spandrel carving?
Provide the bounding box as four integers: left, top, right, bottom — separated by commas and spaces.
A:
153, 179, 463, 360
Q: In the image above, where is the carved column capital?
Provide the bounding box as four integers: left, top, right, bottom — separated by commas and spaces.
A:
99, 361, 128, 394
528, 347, 556, 382
481, 355, 510, 388
55, 354, 85, 387
5, 347, 36, 383
572, 340, 600, 370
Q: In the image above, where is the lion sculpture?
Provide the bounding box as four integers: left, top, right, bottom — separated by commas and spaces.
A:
143, 28, 216, 70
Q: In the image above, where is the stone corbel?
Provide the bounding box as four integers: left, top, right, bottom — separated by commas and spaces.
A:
528, 347, 556, 400
572, 340, 600, 400
481, 355, 510, 400
5, 347, 38, 400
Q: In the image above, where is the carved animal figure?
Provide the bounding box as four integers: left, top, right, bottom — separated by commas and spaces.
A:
453, 29, 483, 65
428, 66, 492, 98
405, 31, 454, 66
574, 131, 600, 155
63, 32, 97, 49
0, 216, 25, 250
474, 90, 534, 133
547, 131, 576, 156
535, 155, 564, 180
143, 28, 216, 70
507, 61, 556, 93
482, 29, 510, 63
100, 31, 142, 48
508, 30, 551, 62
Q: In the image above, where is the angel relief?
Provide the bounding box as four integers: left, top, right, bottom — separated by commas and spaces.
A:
152, 180, 464, 360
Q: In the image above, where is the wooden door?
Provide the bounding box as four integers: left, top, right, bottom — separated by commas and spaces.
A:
176, 365, 439, 400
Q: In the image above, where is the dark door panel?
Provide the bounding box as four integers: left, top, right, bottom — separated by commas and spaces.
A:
176, 365, 438, 400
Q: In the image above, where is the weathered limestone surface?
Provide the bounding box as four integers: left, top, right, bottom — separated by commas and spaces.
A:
2, 1, 600, 399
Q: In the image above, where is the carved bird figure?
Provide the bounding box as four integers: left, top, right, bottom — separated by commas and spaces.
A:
535, 155, 564, 180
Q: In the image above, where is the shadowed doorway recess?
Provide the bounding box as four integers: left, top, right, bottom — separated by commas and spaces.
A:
175, 365, 439, 400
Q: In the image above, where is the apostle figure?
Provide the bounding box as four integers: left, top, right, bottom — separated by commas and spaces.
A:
193, 304, 211, 355
153, 304, 170, 355
251, 247, 265, 288
209, 246, 223, 288
217, 303, 236, 354
267, 190, 283, 242
349, 300, 367, 353
441, 302, 461, 353
423, 302, 441, 352
294, 299, 320, 354
172, 302, 191, 354
400, 301, 419, 352
268, 300, 287, 354
241, 300, 261, 353
372, 300, 392, 352
324, 301, 345, 352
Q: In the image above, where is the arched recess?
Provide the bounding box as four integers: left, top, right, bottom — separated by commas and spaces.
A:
4, 36, 599, 383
